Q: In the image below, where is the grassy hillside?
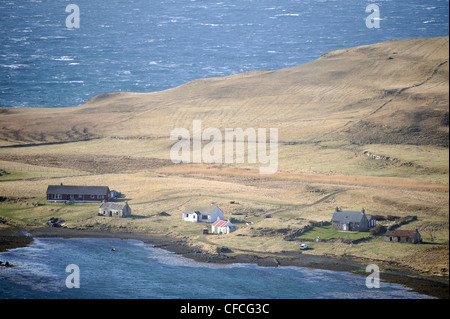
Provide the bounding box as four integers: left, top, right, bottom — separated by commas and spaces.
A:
0, 36, 448, 146
0, 37, 448, 279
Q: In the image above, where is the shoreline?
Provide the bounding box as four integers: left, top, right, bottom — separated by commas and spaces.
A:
1, 226, 448, 299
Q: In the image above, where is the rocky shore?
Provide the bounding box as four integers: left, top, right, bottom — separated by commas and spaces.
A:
0, 226, 448, 299
0, 228, 34, 254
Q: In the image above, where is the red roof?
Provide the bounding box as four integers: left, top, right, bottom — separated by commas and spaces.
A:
385, 229, 417, 237
212, 219, 230, 227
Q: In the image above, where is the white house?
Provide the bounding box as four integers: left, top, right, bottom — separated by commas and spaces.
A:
211, 219, 238, 234
182, 204, 224, 223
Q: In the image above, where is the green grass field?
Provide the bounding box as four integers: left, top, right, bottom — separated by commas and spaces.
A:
298, 224, 370, 240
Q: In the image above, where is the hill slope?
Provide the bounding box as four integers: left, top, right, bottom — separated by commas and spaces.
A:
0, 37, 448, 284
0, 36, 448, 146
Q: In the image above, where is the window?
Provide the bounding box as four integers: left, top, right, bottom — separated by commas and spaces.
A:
91, 195, 95, 199
98, 195, 104, 199
52, 194, 62, 199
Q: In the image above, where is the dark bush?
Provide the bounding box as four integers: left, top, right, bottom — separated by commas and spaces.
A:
387, 215, 400, 221
370, 224, 387, 236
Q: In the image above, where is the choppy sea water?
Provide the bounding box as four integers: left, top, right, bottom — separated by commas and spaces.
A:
0, 238, 435, 299
0, 0, 448, 108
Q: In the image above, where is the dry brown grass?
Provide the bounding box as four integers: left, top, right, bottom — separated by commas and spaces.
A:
0, 37, 448, 278
0, 37, 448, 146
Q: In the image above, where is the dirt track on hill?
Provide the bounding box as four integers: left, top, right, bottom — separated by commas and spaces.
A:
155, 164, 450, 192
1, 152, 448, 193
0, 153, 174, 173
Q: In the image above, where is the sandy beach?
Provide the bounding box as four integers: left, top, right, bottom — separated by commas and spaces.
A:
1, 226, 447, 299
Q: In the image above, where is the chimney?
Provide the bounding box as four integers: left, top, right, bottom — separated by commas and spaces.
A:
362, 208, 366, 214
60, 182, 63, 186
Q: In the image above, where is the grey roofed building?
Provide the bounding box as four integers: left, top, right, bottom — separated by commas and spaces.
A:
47, 185, 110, 195
184, 205, 216, 215
99, 202, 131, 218
46, 184, 111, 202
331, 208, 369, 232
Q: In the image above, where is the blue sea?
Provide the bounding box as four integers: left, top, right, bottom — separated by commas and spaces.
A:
0, 0, 448, 108
0, 237, 435, 299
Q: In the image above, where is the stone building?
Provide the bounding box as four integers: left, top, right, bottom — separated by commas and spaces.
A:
331, 208, 370, 232
99, 202, 131, 218
384, 229, 422, 244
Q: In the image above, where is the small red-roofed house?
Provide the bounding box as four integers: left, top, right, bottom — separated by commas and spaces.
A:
212, 219, 238, 234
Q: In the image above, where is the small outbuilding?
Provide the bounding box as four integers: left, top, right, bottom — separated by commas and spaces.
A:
384, 229, 422, 244
211, 219, 238, 234
99, 202, 131, 218
366, 214, 377, 228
